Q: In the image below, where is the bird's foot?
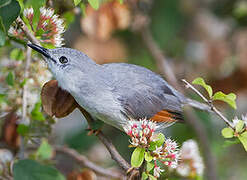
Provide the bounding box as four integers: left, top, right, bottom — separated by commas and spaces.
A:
86, 128, 101, 136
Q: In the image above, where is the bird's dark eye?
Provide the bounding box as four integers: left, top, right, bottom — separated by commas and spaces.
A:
59, 56, 68, 64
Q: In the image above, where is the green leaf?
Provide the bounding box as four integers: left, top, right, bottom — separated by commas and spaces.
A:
62, 12, 75, 28
35, 28, 45, 37
238, 132, 247, 151
149, 133, 165, 150
221, 127, 234, 138
25, 0, 46, 29
13, 159, 65, 180
0, 94, 7, 103
212, 91, 237, 109
17, 0, 24, 12
36, 139, 53, 160
144, 151, 153, 162
0, 0, 20, 31
192, 77, 213, 98
88, 0, 99, 10
155, 133, 165, 147
20, 78, 27, 87
6, 71, 15, 86
131, 147, 145, 168
31, 101, 45, 121
10, 48, 24, 60
146, 161, 154, 172
235, 120, 244, 133
142, 172, 148, 180
241, 131, 247, 138
74, 0, 81, 6
17, 124, 29, 136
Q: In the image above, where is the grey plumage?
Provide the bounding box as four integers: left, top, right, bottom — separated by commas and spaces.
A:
27, 44, 204, 131
103, 63, 185, 119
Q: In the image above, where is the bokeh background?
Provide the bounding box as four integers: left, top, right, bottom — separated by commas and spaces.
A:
1, 0, 247, 179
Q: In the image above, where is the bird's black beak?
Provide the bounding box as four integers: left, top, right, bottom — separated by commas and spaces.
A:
27, 43, 51, 58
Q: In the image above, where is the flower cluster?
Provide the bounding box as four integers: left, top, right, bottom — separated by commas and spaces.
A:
152, 138, 179, 169
123, 119, 156, 147
124, 119, 180, 178
176, 139, 204, 178
8, 7, 65, 47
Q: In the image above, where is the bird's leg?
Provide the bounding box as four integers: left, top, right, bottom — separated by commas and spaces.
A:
78, 106, 103, 135
86, 128, 101, 136
86, 118, 104, 136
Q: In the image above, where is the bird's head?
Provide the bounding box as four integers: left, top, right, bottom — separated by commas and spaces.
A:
27, 43, 98, 92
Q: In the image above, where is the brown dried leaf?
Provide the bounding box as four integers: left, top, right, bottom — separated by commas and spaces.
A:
53, 88, 77, 118
2, 112, 20, 148
41, 80, 59, 116
41, 80, 77, 118
81, 0, 130, 41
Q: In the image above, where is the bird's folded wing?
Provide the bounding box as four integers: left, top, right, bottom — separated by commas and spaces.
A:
116, 83, 184, 124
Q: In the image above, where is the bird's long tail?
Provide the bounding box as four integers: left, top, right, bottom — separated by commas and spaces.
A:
184, 98, 212, 112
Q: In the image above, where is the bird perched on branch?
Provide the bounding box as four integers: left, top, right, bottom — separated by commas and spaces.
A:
28, 44, 208, 131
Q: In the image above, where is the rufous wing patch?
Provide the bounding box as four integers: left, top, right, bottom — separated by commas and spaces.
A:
150, 110, 183, 123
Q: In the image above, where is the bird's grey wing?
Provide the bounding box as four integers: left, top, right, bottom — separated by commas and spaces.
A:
103, 63, 184, 128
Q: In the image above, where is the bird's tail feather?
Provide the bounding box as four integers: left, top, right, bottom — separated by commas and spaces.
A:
184, 98, 212, 112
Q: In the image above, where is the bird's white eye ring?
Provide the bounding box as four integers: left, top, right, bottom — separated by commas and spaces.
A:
59, 56, 68, 64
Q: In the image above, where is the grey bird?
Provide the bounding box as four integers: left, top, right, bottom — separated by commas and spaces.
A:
27, 44, 208, 131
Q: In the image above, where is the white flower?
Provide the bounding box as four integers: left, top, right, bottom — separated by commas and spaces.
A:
8, 26, 15, 35
165, 138, 178, 153
140, 136, 147, 145
46, 8, 54, 18
176, 164, 190, 177
124, 119, 159, 148
153, 146, 162, 157
148, 121, 156, 132
143, 127, 150, 136
241, 113, 247, 126
53, 34, 64, 47
123, 124, 132, 136
41, 21, 48, 29
177, 139, 204, 177
141, 118, 148, 128
232, 116, 240, 127
170, 159, 178, 169
130, 137, 139, 146
23, 7, 34, 19
40, 7, 54, 19
153, 166, 164, 178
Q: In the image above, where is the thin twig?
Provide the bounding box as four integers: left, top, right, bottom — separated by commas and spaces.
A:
16, 17, 40, 45
78, 107, 131, 172
182, 79, 234, 128
96, 131, 131, 171
55, 146, 124, 179
18, 47, 32, 159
